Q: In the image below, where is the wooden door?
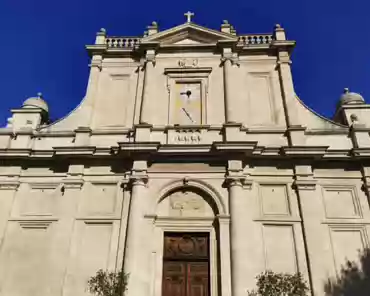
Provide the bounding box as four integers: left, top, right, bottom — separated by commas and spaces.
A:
162, 233, 209, 296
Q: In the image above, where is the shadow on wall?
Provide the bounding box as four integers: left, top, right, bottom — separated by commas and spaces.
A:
325, 248, 370, 296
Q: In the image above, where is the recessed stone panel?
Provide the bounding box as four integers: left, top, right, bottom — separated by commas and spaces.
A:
322, 186, 361, 219
0, 222, 55, 295
19, 184, 59, 216
330, 227, 366, 273
247, 73, 275, 126
80, 183, 117, 215
263, 225, 297, 273
260, 184, 290, 216
64, 222, 113, 296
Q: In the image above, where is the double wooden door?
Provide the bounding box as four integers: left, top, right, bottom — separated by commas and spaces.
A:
162, 233, 210, 296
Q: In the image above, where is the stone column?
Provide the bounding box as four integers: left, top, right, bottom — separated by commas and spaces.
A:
139, 50, 156, 124
218, 215, 232, 296
227, 175, 255, 296
227, 177, 245, 296
124, 175, 150, 296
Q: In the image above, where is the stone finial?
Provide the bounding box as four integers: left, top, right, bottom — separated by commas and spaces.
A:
273, 23, 286, 40
343, 87, 350, 94
147, 21, 159, 35
230, 25, 237, 36
37, 92, 43, 98
95, 28, 106, 45
221, 20, 232, 34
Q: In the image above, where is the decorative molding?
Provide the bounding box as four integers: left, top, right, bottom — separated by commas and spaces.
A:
62, 178, 84, 190
0, 180, 20, 190
217, 214, 231, 224
283, 146, 329, 157
173, 129, 201, 144
164, 67, 212, 76
178, 58, 199, 68
16, 219, 58, 229
28, 182, 60, 190
293, 179, 317, 191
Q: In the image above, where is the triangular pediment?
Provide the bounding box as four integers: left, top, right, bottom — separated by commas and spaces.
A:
142, 22, 237, 45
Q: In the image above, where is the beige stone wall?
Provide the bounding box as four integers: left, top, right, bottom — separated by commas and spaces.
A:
0, 21, 370, 296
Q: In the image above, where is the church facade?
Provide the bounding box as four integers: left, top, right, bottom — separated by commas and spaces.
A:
0, 13, 370, 296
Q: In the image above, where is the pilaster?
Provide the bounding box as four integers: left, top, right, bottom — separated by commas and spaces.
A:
0, 178, 20, 250
139, 43, 158, 125
218, 41, 240, 124
86, 37, 104, 126
217, 214, 232, 296
273, 24, 300, 131
293, 164, 333, 296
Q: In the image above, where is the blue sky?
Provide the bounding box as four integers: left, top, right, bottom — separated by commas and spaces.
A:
0, 0, 369, 125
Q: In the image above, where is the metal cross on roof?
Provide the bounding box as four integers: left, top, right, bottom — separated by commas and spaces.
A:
184, 11, 194, 23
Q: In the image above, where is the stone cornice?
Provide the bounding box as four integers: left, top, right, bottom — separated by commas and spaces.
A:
213, 141, 258, 153
282, 146, 329, 158
0, 142, 369, 161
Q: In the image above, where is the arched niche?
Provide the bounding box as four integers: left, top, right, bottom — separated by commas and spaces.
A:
157, 186, 219, 218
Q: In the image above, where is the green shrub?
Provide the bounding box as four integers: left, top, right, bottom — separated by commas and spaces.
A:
248, 270, 309, 296
87, 269, 128, 296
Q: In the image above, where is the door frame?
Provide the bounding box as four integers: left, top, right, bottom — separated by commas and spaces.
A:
151, 217, 218, 296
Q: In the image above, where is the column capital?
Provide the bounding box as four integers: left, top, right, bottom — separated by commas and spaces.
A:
130, 175, 149, 187
140, 54, 156, 68
224, 175, 253, 189
220, 55, 240, 67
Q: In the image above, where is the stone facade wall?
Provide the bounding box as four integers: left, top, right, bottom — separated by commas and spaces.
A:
0, 20, 369, 296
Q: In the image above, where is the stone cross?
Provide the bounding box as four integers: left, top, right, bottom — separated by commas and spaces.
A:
184, 11, 194, 23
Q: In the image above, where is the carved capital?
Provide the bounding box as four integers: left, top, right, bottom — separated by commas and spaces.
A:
225, 176, 253, 189
221, 55, 240, 67
130, 175, 149, 187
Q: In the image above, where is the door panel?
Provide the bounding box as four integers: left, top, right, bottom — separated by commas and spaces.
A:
162, 262, 187, 296
162, 233, 210, 296
187, 262, 209, 296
